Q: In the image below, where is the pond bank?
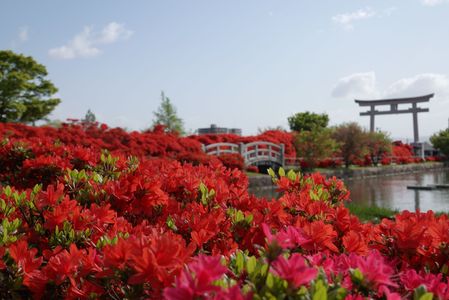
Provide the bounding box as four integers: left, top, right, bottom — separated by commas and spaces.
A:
248, 162, 449, 188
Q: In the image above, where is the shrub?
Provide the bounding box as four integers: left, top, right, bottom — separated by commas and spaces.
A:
1, 122, 448, 298
431, 128, 449, 158
217, 153, 245, 170
246, 165, 259, 173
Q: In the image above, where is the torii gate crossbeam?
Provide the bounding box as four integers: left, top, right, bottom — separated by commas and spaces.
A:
355, 93, 433, 143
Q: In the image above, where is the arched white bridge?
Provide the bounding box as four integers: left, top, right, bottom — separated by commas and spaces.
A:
202, 142, 285, 167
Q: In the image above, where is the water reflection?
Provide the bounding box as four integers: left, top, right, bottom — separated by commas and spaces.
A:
249, 170, 449, 212
345, 170, 449, 212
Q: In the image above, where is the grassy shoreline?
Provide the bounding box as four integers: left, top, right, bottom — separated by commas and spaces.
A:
345, 203, 397, 222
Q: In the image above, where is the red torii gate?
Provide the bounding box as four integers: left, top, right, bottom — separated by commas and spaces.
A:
355, 93, 434, 143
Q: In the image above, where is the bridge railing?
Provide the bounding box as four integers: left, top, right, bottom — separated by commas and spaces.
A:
203, 143, 240, 156
202, 141, 285, 166
242, 142, 284, 166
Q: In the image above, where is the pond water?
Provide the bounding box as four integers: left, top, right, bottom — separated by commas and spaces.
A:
345, 170, 449, 212
249, 170, 449, 212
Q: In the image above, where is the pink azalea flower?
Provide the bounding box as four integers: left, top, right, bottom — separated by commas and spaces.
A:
164, 255, 227, 300
262, 223, 309, 249
355, 250, 398, 289
271, 253, 317, 288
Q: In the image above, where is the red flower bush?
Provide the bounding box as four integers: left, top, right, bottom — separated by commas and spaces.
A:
217, 153, 244, 170
392, 140, 415, 164
0, 122, 448, 299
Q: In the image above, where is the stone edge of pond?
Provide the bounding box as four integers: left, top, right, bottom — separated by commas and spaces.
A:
248, 162, 449, 188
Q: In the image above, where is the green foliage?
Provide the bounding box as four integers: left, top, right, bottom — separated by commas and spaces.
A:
430, 128, 449, 158
49, 221, 91, 249
0, 50, 60, 124
152, 91, 185, 134
226, 251, 348, 300
96, 151, 121, 179
345, 203, 397, 222
198, 182, 216, 206
1, 218, 22, 245
295, 128, 338, 168
82, 109, 97, 124
332, 122, 367, 168
414, 285, 434, 300
257, 125, 286, 134
288, 111, 329, 132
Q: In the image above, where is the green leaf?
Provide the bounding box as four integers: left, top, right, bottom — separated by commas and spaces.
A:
414, 286, 433, 300
3, 186, 12, 197
310, 190, 320, 201
166, 215, 177, 231
313, 280, 327, 300
267, 168, 276, 178
266, 273, 274, 289
419, 293, 433, 300
0, 199, 6, 211
246, 256, 257, 274
278, 167, 285, 177
199, 182, 209, 205
235, 251, 244, 274
245, 214, 254, 224
351, 268, 364, 285
287, 169, 297, 181
235, 210, 245, 222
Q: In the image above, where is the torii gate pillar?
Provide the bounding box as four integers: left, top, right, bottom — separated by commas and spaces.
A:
412, 103, 419, 143
355, 94, 433, 143
369, 105, 375, 132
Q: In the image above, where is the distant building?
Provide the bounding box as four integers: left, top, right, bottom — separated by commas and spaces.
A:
411, 142, 440, 157
197, 124, 242, 136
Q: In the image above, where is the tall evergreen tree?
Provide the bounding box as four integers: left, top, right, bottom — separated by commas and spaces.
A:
152, 91, 184, 134
82, 109, 97, 124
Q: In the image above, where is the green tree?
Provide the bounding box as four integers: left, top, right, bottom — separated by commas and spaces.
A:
82, 109, 97, 124
152, 91, 184, 134
0, 50, 60, 124
257, 125, 286, 134
332, 122, 368, 168
288, 112, 329, 132
430, 129, 449, 158
295, 128, 338, 168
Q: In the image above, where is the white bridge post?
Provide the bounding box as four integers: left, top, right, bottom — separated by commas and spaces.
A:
239, 143, 245, 165
280, 144, 285, 166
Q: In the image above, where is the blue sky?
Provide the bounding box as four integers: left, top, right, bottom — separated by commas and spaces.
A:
1, 0, 449, 140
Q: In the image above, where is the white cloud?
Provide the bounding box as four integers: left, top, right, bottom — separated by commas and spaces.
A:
98, 22, 133, 44
49, 27, 100, 59
332, 8, 376, 30
332, 72, 449, 100
49, 22, 133, 60
385, 74, 449, 98
421, 0, 449, 6
331, 72, 377, 98
18, 26, 29, 42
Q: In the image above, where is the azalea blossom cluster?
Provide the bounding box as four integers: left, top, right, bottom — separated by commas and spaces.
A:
0, 123, 448, 299
1, 122, 435, 171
